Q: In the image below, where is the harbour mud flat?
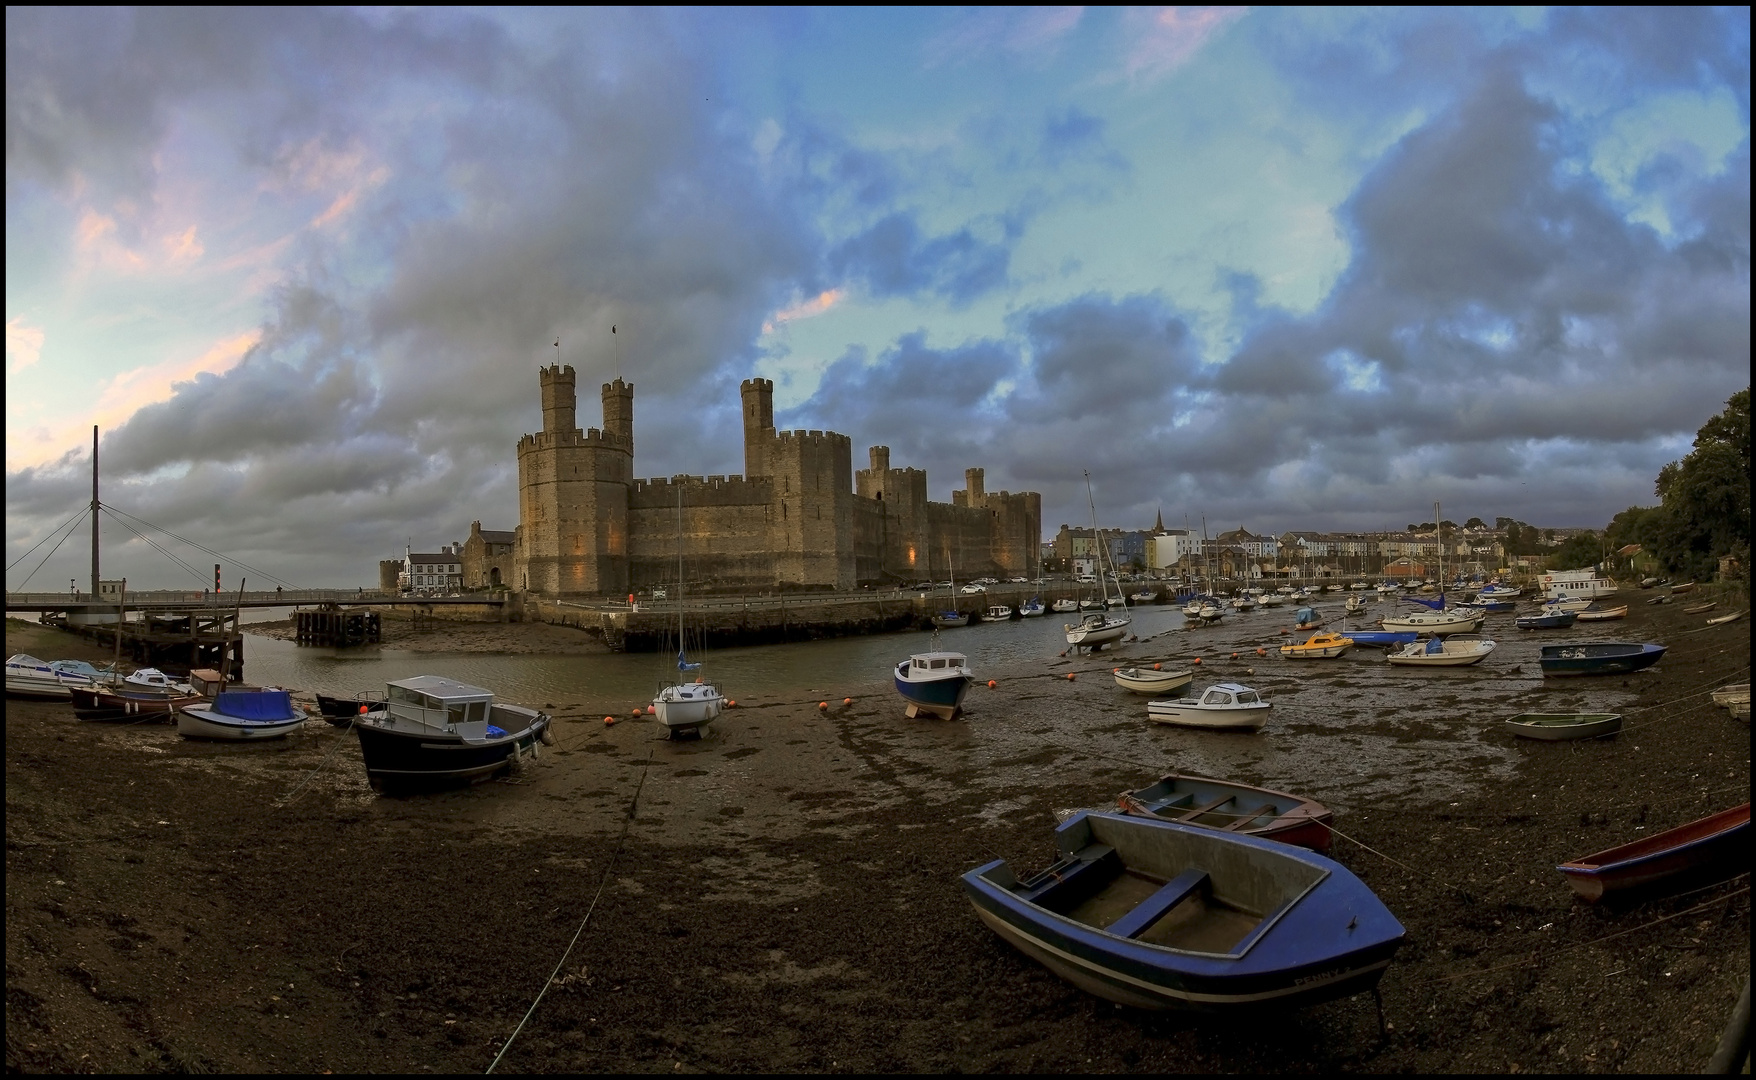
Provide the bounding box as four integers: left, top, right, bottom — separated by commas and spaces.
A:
6, 597, 1749, 1073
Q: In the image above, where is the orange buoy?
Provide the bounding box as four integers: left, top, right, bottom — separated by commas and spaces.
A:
1113, 667, 1120, 674
646, 705, 656, 715
987, 680, 997, 689
1256, 648, 1267, 657
1230, 652, 1239, 659
603, 716, 616, 726
726, 700, 737, 708
1192, 657, 1202, 665
818, 701, 829, 711
1152, 663, 1161, 670
843, 697, 853, 706
358, 704, 368, 715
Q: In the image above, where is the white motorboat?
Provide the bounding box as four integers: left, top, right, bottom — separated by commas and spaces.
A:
5, 654, 113, 700
652, 486, 725, 737
120, 667, 193, 696
984, 605, 1013, 621
1344, 594, 1369, 615
1130, 590, 1158, 604
1385, 637, 1497, 667
178, 689, 306, 740
1541, 595, 1593, 614
1113, 666, 1194, 696
1194, 602, 1226, 624
1147, 683, 1271, 730
1182, 599, 1205, 617
1279, 632, 1355, 659
1375, 583, 1397, 596
1260, 593, 1287, 607
1231, 595, 1257, 612
1081, 598, 1105, 611
1051, 599, 1079, 614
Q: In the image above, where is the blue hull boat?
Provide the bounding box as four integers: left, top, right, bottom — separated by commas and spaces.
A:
1516, 611, 1577, 630
961, 811, 1404, 1012
1344, 630, 1417, 650
895, 649, 973, 719
1477, 598, 1518, 613
1539, 642, 1666, 678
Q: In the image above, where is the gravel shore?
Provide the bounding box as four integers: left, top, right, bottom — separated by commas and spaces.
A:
6, 590, 1748, 1073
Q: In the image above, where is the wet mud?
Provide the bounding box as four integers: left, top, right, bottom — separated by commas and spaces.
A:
6, 591, 1750, 1072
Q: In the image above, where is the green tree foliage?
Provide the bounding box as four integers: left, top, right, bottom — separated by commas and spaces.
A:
1464, 517, 1487, 530
1549, 531, 1603, 571
1617, 388, 1751, 579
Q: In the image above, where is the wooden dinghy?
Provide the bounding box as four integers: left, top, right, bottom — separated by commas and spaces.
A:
71, 686, 202, 722
1705, 610, 1746, 627
1680, 601, 1716, 615
1385, 636, 1497, 667
961, 811, 1405, 1011
1712, 683, 1750, 723
1669, 581, 1696, 594
1117, 774, 1334, 852
1113, 666, 1194, 696
1573, 604, 1628, 622
1557, 803, 1749, 903
1504, 713, 1622, 741
1539, 642, 1666, 678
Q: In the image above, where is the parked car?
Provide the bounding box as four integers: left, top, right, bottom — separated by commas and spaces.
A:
961, 584, 987, 594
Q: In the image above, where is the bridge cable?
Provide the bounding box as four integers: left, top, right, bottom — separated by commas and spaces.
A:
101, 504, 303, 590
6, 505, 92, 591
100, 510, 213, 586
5, 504, 92, 575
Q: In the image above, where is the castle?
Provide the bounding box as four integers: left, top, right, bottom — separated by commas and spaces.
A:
512, 366, 1040, 596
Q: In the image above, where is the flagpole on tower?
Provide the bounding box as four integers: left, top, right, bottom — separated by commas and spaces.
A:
612, 323, 619, 381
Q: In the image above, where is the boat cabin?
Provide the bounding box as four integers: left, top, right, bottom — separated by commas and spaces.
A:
1199, 683, 1262, 707
905, 651, 969, 674
385, 675, 499, 737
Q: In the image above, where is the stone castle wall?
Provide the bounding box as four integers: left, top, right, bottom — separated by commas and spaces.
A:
513, 368, 1038, 596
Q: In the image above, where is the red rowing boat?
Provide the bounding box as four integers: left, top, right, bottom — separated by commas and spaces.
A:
1556, 803, 1749, 903
1117, 773, 1335, 852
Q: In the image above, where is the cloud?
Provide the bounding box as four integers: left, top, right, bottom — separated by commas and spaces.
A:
1122, 6, 1248, 82
762, 288, 843, 334
6, 317, 44, 372
924, 7, 1085, 67
827, 212, 1013, 306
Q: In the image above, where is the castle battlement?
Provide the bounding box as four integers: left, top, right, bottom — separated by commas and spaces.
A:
774, 429, 850, 447
517, 428, 629, 454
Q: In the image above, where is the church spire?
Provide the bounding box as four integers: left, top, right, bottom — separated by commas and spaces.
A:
1154, 507, 1165, 533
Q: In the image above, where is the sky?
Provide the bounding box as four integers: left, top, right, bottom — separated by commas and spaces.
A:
5, 6, 1750, 591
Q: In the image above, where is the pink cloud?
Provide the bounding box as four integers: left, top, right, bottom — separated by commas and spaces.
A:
1124, 6, 1247, 81
6, 317, 45, 373
925, 7, 1086, 67
762, 289, 844, 334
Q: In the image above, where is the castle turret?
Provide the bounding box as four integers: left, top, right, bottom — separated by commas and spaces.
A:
964, 467, 985, 506
539, 364, 578, 434
741, 377, 775, 477
602, 377, 633, 451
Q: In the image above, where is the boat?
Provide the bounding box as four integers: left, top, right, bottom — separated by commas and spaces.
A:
984, 605, 1014, 621
1680, 601, 1716, 615
1515, 609, 1577, 630
1574, 603, 1628, 622
1291, 606, 1324, 632
651, 488, 726, 737
314, 690, 387, 725
1146, 683, 1271, 730
1113, 666, 1194, 696
1339, 629, 1417, 650
1378, 607, 1481, 636
1063, 472, 1130, 651
1670, 581, 1696, 594
1503, 713, 1623, 741
1019, 598, 1046, 617
1385, 636, 1497, 667
1116, 774, 1335, 853
1711, 683, 1749, 722
1230, 594, 1256, 612
1705, 610, 1746, 627
1193, 601, 1226, 624
894, 642, 974, 719
118, 667, 193, 695
1183, 597, 1207, 618
1279, 632, 1354, 659
1478, 584, 1522, 601
1080, 598, 1105, 611
177, 689, 307, 740
1541, 595, 1594, 614
4, 654, 113, 700
959, 811, 1405, 1011
1131, 590, 1159, 604
352, 676, 550, 789
1260, 593, 1287, 607
70, 685, 204, 722
1539, 642, 1666, 678
1556, 803, 1749, 903
1051, 599, 1079, 614
1343, 594, 1368, 615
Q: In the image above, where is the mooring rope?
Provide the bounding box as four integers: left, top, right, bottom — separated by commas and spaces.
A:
275, 716, 357, 807
486, 745, 653, 1074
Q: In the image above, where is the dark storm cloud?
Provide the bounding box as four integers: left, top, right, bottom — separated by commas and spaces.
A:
827, 212, 1013, 306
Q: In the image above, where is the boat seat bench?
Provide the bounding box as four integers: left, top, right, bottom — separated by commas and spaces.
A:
1019, 845, 1122, 909
1106, 869, 1211, 939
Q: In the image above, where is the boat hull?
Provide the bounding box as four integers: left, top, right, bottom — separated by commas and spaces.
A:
1385, 640, 1496, 667
1504, 713, 1622, 741
1557, 804, 1749, 902
177, 708, 304, 740
961, 814, 1403, 1012
72, 687, 201, 722
1538, 642, 1666, 678
1113, 668, 1194, 696
1066, 620, 1129, 648
894, 671, 972, 719
354, 710, 550, 788
1118, 774, 1334, 853
1515, 613, 1577, 630
653, 684, 724, 733
1146, 702, 1270, 730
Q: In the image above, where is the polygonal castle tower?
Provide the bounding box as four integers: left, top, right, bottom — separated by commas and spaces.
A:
513, 368, 1039, 597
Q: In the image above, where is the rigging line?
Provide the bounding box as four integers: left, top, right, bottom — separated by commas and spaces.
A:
101, 512, 211, 584
276, 716, 358, 807
5, 504, 93, 574
486, 745, 654, 1075
101, 505, 303, 590
1400, 884, 1750, 989
9, 506, 93, 592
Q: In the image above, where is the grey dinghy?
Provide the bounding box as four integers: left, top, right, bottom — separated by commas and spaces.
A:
961, 811, 1404, 1011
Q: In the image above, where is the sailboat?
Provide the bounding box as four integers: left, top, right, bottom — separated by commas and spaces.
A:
1377, 501, 1481, 637
651, 486, 724, 738
1064, 472, 1131, 651
932, 543, 969, 628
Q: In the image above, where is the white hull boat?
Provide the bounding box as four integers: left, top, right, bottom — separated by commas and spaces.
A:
178, 690, 306, 740
1378, 610, 1482, 636
653, 681, 724, 733
1067, 613, 1130, 649
1385, 637, 1497, 667
985, 605, 1014, 621
1147, 683, 1270, 730
1020, 600, 1046, 617
1113, 667, 1194, 696
1052, 599, 1080, 614
5, 655, 114, 700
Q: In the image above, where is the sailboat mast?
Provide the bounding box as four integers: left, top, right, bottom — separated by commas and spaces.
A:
91, 425, 99, 598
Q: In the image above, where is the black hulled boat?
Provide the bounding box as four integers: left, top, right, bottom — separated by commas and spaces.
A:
353, 675, 552, 792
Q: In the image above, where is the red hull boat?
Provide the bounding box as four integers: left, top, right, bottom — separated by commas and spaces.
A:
1557, 803, 1749, 903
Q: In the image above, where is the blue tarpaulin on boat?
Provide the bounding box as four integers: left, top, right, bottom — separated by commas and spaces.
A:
213, 690, 296, 721
676, 650, 701, 671
486, 725, 506, 738
1426, 637, 1444, 654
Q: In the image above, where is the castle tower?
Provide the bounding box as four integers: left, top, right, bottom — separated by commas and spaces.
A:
741, 378, 775, 477
539, 364, 578, 434
602, 377, 633, 451
964, 468, 986, 507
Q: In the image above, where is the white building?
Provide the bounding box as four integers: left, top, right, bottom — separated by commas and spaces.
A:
1146, 530, 1202, 570
404, 544, 464, 595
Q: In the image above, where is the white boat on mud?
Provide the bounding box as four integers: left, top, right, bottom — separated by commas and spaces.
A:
1147, 683, 1271, 730
1113, 666, 1195, 696
5, 655, 112, 700
1385, 637, 1497, 667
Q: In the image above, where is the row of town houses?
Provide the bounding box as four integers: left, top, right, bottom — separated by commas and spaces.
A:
1047, 521, 1583, 580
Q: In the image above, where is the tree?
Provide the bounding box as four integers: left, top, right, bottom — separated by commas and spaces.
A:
1550, 531, 1603, 571
1650, 388, 1751, 579
1465, 517, 1487, 530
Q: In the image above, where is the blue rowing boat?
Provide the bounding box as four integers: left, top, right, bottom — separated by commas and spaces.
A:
1344, 630, 1417, 650
1516, 610, 1577, 630
1539, 642, 1666, 678
960, 811, 1404, 1011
